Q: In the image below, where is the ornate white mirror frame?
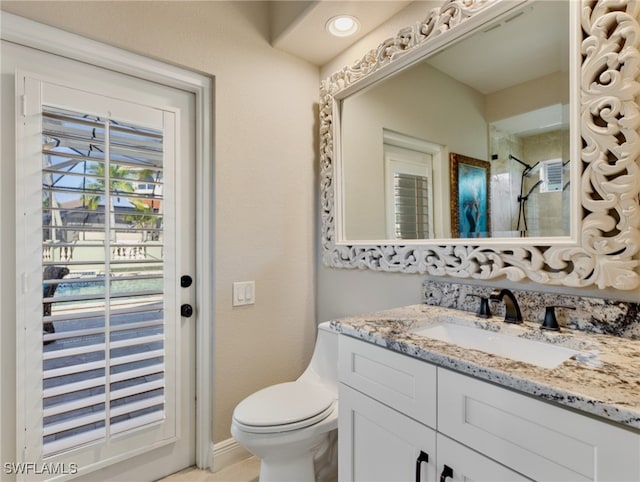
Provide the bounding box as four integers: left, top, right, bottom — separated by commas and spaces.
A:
320, 0, 640, 290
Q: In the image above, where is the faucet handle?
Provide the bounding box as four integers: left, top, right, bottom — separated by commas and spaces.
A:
466, 294, 491, 319
541, 305, 576, 331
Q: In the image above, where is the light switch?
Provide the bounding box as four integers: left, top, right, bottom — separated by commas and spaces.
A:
233, 281, 255, 306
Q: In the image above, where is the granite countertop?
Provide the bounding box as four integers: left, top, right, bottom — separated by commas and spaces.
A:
330, 304, 640, 431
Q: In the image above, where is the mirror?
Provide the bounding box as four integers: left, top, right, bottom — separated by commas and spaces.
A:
320, 0, 640, 290
340, 0, 570, 240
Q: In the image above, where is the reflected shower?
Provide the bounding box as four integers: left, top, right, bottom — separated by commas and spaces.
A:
509, 154, 540, 234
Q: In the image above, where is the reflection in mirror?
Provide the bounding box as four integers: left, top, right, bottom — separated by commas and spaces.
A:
340, 0, 569, 241
490, 105, 570, 238
321, 0, 640, 289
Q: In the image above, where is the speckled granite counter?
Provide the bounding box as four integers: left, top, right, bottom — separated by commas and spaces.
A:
330, 304, 640, 431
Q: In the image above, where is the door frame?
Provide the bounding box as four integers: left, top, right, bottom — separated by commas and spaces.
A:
1, 12, 215, 470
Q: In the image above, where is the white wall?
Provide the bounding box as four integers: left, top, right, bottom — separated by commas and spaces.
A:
342, 62, 486, 239
0, 0, 319, 449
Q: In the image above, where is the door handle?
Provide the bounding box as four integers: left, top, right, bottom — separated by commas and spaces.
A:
440, 465, 453, 482
415, 450, 429, 482
181, 304, 193, 317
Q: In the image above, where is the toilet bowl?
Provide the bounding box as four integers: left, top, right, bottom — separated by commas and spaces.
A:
230, 322, 338, 482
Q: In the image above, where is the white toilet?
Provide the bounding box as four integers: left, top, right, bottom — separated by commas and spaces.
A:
230, 322, 338, 482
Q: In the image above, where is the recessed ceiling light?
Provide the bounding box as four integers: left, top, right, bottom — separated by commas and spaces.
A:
326, 15, 360, 37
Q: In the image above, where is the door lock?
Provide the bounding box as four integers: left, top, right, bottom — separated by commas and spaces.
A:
180, 304, 194, 318
180, 275, 193, 288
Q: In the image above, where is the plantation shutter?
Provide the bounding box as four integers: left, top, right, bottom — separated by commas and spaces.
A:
393, 172, 430, 239
383, 141, 435, 240
41, 105, 167, 456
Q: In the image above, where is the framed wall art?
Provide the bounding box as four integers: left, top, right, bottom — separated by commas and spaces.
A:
450, 152, 491, 238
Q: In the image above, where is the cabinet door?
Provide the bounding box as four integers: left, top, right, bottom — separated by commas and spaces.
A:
339, 383, 436, 482
436, 434, 532, 482
438, 368, 640, 481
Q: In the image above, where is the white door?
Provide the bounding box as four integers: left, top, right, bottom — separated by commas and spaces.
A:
383, 144, 435, 239
9, 42, 196, 481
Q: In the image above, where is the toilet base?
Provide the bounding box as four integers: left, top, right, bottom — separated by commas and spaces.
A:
259, 453, 316, 482
314, 429, 338, 482
258, 430, 337, 482
231, 422, 337, 482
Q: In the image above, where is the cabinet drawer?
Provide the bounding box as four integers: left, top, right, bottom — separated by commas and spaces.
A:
339, 335, 436, 428
438, 368, 640, 482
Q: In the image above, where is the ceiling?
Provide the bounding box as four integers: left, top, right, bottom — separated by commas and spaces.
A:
425, 1, 568, 95
270, 1, 412, 66
271, 0, 568, 100
291, 0, 570, 138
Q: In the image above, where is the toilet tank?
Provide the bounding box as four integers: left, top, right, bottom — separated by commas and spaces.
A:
298, 321, 338, 394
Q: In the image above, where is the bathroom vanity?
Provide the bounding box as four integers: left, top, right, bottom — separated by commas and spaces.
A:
332, 305, 640, 482
319, 0, 640, 476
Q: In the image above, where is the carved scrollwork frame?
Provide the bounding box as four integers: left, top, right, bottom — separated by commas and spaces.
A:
319, 0, 640, 290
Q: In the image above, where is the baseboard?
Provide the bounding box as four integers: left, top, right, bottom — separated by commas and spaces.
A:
210, 437, 252, 473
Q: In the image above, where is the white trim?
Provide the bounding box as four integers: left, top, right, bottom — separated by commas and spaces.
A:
383, 130, 443, 239
383, 147, 435, 239
1, 14, 209, 93
210, 438, 252, 474
382, 129, 441, 155
1, 12, 215, 470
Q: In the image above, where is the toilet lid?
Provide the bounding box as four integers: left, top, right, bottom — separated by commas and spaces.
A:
233, 381, 336, 432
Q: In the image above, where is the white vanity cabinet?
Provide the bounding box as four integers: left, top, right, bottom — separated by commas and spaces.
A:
338, 335, 640, 482
339, 384, 436, 482
338, 335, 437, 482
438, 369, 640, 481
338, 335, 527, 481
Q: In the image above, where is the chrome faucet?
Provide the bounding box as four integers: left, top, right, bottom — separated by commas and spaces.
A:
489, 288, 523, 323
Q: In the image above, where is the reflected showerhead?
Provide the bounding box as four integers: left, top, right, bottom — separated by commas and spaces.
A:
509, 155, 539, 176
509, 154, 529, 168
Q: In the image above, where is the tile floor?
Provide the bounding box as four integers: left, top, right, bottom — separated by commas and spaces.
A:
157, 458, 260, 482
157, 454, 340, 482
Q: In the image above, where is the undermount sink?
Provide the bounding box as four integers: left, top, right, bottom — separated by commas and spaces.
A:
411, 322, 580, 369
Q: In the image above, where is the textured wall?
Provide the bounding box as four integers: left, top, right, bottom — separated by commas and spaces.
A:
1, 0, 320, 448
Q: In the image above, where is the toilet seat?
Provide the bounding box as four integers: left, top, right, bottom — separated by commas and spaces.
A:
233, 381, 336, 434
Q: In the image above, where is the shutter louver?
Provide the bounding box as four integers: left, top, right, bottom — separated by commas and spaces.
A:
393, 173, 430, 239
41, 107, 166, 457
540, 159, 564, 193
